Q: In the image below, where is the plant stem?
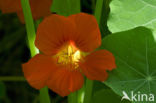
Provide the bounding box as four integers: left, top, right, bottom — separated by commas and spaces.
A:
83, 79, 94, 103
68, 0, 81, 15
75, 0, 81, 13
92, 0, 96, 12
40, 87, 51, 103
68, 92, 77, 103
94, 0, 104, 24
21, 0, 39, 57
21, 0, 51, 103
77, 86, 85, 103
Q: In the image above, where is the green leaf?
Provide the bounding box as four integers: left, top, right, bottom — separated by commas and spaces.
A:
91, 89, 123, 103
108, 0, 156, 33
93, 81, 109, 94
51, 0, 80, 16
101, 27, 156, 102
0, 82, 6, 99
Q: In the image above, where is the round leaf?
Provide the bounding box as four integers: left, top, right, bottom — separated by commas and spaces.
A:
108, 0, 156, 33
101, 27, 156, 102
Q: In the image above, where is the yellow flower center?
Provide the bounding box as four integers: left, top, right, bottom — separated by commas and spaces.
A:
55, 42, 81, 70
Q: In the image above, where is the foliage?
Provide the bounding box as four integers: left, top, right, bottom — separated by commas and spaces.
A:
102, 27, 156, 103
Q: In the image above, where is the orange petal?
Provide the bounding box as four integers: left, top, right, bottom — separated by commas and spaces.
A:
80, 50, 116, 81
35, 14, 76, 55
17, 0, 52, 23
16, 11, 25, 23
47, 69, 84, 97
0, 0, 21, 13
69, 13, 101, 52
69, 70, 84, 92
30, 0, 52, 20
22, 54, 57, 89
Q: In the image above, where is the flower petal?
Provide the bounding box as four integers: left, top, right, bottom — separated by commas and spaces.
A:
22, 54, 57, 89
30, 0, 52, 19
69, 70, 84, 92
17, 0, 52, 23
0, 0, 21, 13
69, 13, 101, 52
80, 50, 116, 81
35, 14, 76, 55
16, 11, 25, 23
47, 69, 84, 97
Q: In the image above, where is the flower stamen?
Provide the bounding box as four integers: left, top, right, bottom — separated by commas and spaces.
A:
55, 43, 81, 70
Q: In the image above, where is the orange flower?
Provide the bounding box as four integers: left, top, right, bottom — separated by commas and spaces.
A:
0, 0, 52, 23
22, 13, 116, 96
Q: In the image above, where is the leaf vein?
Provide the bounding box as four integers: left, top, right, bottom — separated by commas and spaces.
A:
116, 56, 146, 77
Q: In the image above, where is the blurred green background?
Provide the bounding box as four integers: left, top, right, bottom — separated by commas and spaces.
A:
0, 10, 39, 103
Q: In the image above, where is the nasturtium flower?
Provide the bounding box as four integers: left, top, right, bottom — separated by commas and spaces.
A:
0, 0, 52, 23
22, 13, 116, 96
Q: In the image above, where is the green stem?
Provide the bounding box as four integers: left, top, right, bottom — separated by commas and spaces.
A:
21, 0, 39, 57
76, 0, 81, 13
83, 0, 104, 103
94, 0, 104, 24
83, 79, 93, 103
68, 0, 81, 15
92, 0, 96, 12
0, 76, 25, 81
21, 0, 51, 103
68, 92, 77, 103
77, 86, 85, 103
40, 87, 51, 103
